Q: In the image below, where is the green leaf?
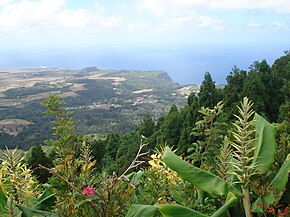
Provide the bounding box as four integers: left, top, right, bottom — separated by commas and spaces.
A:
33, 189, 56, 211
251, 197, 263, 213
162, 147, 241, 197
128, 171, 144, 187
158, 204, 208, 217
263, 191, 275, 206
170, 189, 187, 205
75, 198, 93, 208
211, 192, 237, 217
17, 205, 59, 217
252, 191, 275, 213
252, 154, 290, 212
38, 188, 53, 201
196, 189, 206, 205
253, 113, 277, 173
268, 153, 290, 193
0, 187, 7, 213
125, 204, 158, 217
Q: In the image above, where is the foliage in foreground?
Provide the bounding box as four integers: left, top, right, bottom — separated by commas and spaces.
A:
0, 94, 289, 217
127, 98, 290, 217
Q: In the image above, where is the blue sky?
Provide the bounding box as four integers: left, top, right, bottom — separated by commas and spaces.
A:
1, 0, 290, 84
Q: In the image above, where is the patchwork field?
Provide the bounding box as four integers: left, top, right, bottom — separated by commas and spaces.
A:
0, 119, 33, 136
0, 67, 199, 149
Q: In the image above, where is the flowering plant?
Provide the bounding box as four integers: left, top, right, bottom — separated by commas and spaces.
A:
82, 187, 95, 196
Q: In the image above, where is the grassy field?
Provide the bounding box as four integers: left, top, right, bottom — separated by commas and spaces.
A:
0, 67, 199, 149
0, 119, 33, 136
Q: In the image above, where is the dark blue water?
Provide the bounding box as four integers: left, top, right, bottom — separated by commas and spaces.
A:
0, 44, 288, 84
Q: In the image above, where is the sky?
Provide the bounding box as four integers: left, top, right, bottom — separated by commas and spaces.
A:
1, 0, 290, 84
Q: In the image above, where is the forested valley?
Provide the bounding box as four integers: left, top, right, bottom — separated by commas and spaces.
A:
0, 52, 289, 217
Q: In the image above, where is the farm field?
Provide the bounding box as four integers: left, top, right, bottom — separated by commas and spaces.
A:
0, 67, 198, 149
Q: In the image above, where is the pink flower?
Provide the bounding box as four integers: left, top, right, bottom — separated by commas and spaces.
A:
82, 187, 95, 196
267, 206, 275, 214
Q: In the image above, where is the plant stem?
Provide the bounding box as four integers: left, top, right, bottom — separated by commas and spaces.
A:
221, 197, 232, 217
242, 187, 253, 217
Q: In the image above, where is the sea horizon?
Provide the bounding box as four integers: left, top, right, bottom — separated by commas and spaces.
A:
0, 44, 288, 85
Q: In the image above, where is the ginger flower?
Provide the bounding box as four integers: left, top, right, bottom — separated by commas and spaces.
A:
82, 187, 95, 196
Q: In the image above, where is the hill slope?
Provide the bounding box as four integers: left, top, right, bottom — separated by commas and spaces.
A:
0, 67, 199, 149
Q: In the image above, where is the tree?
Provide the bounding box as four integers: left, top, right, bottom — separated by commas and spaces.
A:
115, 132, 141, 175
91, 139, 106, 171
242, 69, 266, 115
138, 114, 155, 138
178, 93, 200, 154
257, 60, 280, 122
272, 52, 290, 122
156, 105, 183, 149
198, 72, 220, 108
223, 66, 247, 118
105, 133, 120, 160
27, 144, 53, 183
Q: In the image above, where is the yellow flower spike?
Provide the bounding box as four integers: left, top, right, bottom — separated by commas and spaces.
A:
150, 154, 157, 159
22, 169, 30, 176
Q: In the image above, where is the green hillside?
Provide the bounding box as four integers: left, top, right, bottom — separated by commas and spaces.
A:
0, 68, 198, 149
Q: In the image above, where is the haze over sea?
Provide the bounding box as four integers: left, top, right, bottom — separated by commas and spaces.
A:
1, 0, 290, 85
1, 44, 287, 85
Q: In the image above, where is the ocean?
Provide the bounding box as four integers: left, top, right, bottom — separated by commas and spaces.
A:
0, 44, 287, 85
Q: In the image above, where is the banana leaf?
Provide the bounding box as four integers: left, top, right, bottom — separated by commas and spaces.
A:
268, 153, 290, 193
252, 154, 290, 213
128, 170, 144, 187
17, 205, 59, 217
162, 147, 241, 197
33, 189, 56, 211
158, 204, 208, 217
253, 114, 277, 173
158, 191, 237, 217
125, 204, 158, 217
0, 187, 7, 213
251, 197, 263, 213
211, 192, 237, 217
252, 192, 275, 213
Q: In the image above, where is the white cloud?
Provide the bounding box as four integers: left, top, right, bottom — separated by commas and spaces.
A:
0, 0, 65, 28
99, 16, 121, 28
168, 13, 226, 31
245, 20, 287, 30
209, 0, 290, 13
0, 0, 288, 47
128, 22, 151, 31
0, 0, 14, 7
0, 0, 122, 33
56, 9, 90, 28
246, 21, 263, 28
135, 0, 290, 33
137, 0, 200, 17
128, 13, 225, 32
267, 21, 287, 30
138, 0, 290, 14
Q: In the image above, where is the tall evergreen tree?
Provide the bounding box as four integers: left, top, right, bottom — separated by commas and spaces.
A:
115, 132, 140, 174
272, 52, 290, 121
105, 133, 120, 160
223, 66, 247, 118
91, 139, 106, 171
27, 144, 53, 183
178, 93, 200, 154
198, 72, 220, 108
138, 114, 155, 138
243, 67, 266, 115
156, 105, 183, 149
258, 60, 280, 122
